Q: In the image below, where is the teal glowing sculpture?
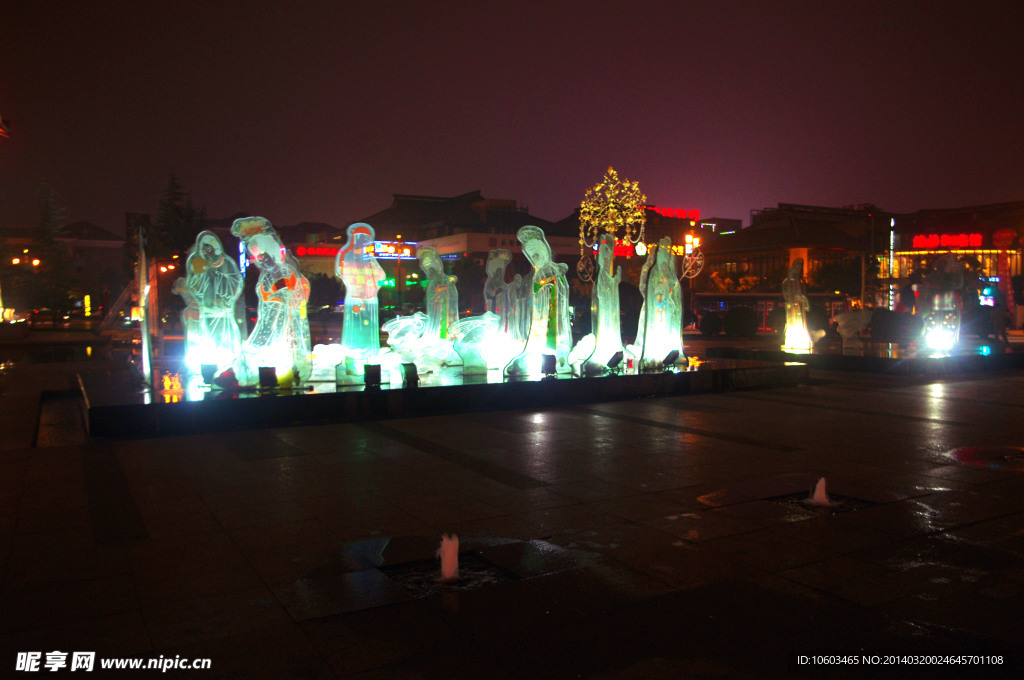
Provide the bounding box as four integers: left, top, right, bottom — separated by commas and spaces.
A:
230, 217, 312, 386
484, 249, 514, 332
382, 246, 461, 369
781, 258, 812, 353
420, 246, 459, 343
172, 277, 202, 374
505, 226, 572, 376
634, 237, 682, 369
184, 230, 243, 374
588, 231, 623, 369
335, 223, 385, 361
508, 271, 531, 344
453, 249, 527, 374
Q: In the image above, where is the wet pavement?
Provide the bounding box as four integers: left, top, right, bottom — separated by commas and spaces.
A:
1, 351, 1023, 678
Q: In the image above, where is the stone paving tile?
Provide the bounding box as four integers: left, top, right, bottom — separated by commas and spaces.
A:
0, 574, 141, 634
4, 527, 131, 589
155, 621, 341, 679
0, 610, 152, 661
5, 360, 1024, 675
142, 585, 292, 649
301, 601, 455, 677
640, 508, 762, 543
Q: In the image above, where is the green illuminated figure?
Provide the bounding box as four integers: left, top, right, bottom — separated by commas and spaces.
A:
635, 237, 682, 369
505, 225, 571, 376
335, 223, 385, 359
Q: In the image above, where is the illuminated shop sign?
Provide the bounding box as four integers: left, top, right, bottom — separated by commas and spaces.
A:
295, 241, 416, 258
649, 206, 701, 221
911, 233, 983, 249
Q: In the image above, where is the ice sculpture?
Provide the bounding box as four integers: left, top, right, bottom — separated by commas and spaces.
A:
420, 246, 459, 343
781, 258, 812, 353
172, 277, 202, 375
505, 226, 572, 376
508, 272, 531, 344
184, 230, 243, 374
229, 217, 312, 386
382, 246, 461, 369
453, 312, 502, 374
633, 237, 683, 369
921, 253, 963, 353
588, 232, 623, 370
452, 249, 526, 374
484, 249, 513, 332
335, 223, 385, 363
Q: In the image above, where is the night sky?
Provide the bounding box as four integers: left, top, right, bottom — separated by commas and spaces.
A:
2, 1, 1022, 234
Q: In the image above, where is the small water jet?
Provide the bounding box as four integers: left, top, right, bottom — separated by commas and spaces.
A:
437, 533, 459, 582
805, 477, 837, 507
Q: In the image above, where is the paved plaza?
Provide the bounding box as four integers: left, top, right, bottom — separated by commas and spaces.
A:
1, 352, 1023, 678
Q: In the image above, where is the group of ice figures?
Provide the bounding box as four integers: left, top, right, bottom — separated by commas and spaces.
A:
178, 219, 693, 388
177, 217, 312, 388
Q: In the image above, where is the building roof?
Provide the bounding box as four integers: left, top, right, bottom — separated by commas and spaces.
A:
60, 220, 123, 242
356, 191, 549, 241
704, 219, 860, 255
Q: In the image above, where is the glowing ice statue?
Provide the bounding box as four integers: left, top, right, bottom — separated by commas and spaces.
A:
781, 258, 812, 353
633, 237, 683, 370
484, 249, 514, 332
230, 217, 312, 386
508, 271, 531, 345
587, 232, 623, 370
184, 230, 243, 374
420, 246, 459, 342
335, 223, 385, 361
921, 253, 964, 354
172, 277, 202, 374
453, 312, 502, 374
382, 246, 461, 369
455, 249, 526, 374
505, 226, 572, 376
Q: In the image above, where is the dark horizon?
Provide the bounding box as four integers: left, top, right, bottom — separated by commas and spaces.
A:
2, 1, 1023, 233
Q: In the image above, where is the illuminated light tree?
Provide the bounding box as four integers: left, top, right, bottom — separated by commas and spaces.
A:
577, 166, 647, 282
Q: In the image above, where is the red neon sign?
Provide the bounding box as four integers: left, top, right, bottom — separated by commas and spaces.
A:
911, 233, 983, 249
649, 206, 700, 222
613, 240, 633, 257
295, 245, 341, 257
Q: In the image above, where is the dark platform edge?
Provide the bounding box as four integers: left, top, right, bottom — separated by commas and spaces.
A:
80, 362, 809, 438
706, 345, 1024, 374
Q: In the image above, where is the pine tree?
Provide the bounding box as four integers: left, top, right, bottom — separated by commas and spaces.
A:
155, 173, 206, 256
30, 184, 76, 322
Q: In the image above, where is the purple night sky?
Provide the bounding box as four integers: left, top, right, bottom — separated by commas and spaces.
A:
2, 1, 1022, 234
